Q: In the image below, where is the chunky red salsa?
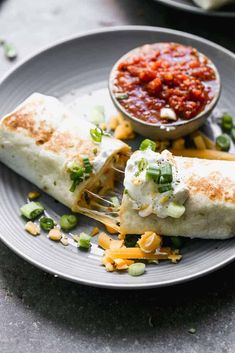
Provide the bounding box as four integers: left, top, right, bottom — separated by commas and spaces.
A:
112, 43, 218, 124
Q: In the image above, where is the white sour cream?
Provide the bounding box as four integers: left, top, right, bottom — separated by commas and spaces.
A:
124, 149, 189, 219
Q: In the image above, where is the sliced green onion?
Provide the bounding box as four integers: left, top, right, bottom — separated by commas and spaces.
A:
83, 157, 93, 174
128, 263, 146, 276
3, 42, 17, 60
146, 163, 161, 183
138, 158, 148, 173
68, 161, 83, 174
231, 128, 235, 142
221, 114, 233, 132
158, 184, 172, 193
67, 162, 85, 192
89, 105, 105, 125
40, 217, 55, 231
216, 134, 231, 152
188, 328, 196, 335
20, 202, 44, 220
60, 214, 78, 231
90, 127, 102, 143
110, 196, 120, 209
139, 139, 156, 152
77, 232, 91, 249
159, 163, 172, 183
124, 234, 139, 248
170, 236, 184, 249
70, 180, 80, 192
115, 92, 129, 100
167, 202, 185, 218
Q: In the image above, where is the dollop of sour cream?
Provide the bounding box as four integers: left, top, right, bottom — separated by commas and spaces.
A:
124, 149, 189, 219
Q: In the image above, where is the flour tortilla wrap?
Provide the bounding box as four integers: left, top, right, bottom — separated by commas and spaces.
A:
120, 154, 235, 239
0, 93, 130, 228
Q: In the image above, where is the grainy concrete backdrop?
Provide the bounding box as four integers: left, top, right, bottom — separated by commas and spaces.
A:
0, 1, 234, 353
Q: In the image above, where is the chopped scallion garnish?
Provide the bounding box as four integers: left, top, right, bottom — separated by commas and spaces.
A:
68, 160, 93, 192
158, 184, 172, 193
159, 162, 173, 184
231, 128, 235, 142
216, 134, 231, 152
83, 157, 92, 174
139, 139, 156, 152
40, 217, 55, 231
3, 42, 17, 60
128, 263, 146, 276
90, 127, 103, 143
77, 232, 91, 249
137, 158, 148, 173
146, 163, 161, 183
20, 202, 44, 220
60, 214, 78, 231
90, 127, 110, 143
221, 114, 233, 132
115, 92, 129, 100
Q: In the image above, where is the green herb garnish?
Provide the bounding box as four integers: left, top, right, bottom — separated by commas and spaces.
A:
159, 162, 173, 184
69, 163, 85, 192
90, 127, 102, 143
158, 184, 173, 193
40, 217, 55, 231
77, 232, 91, 249
221, 114, 233, 132
231, 128, 235, 142
90, 127, 110, 143
83, 157, 92, 174
136, 158, 148, 176
60, 214, 78, 231
139, 139, 156, 152
216, 134, 231, 152
68, 160, 93, 192
128, 263, 146, 276
146, 163, 161, 183
20, 202, 44, 220
3, 42, 17, 60
115, 93, 129, 100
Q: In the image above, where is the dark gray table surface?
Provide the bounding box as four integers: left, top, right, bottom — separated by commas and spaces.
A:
0, 1, 234, 352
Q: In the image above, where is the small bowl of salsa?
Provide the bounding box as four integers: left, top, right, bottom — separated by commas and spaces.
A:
109, 42, 221, 140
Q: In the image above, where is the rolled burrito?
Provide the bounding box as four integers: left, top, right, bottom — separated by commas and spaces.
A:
0, 93, 130, 228
192, 0, 235, 10
120, 148, 235, 239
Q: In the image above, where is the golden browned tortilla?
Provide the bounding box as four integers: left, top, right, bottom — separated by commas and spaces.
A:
0, 93, 130, 228
120, 154, 235, 239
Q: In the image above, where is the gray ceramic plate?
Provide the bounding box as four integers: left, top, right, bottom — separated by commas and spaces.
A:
0, 26, 234, 289
155, 0, 235, 17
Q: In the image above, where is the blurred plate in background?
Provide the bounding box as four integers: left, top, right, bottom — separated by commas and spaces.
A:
154, 0, 235, 17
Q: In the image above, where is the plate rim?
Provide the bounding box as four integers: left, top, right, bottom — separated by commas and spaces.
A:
0, 25, 234, 289
154, 0, 235, 17
1, 231, 234, 289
